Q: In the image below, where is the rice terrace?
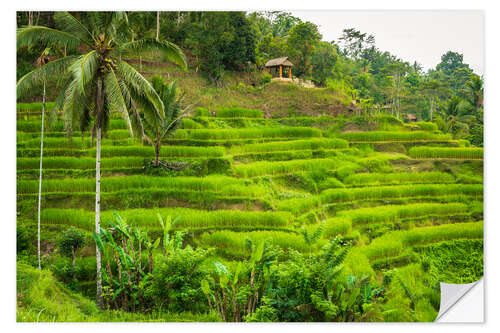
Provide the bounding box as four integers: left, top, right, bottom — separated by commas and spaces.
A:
16, 11, 483, 322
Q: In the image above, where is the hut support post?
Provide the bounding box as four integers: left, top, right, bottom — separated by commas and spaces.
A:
279, 65, 282, 78
289, 67, 292, 79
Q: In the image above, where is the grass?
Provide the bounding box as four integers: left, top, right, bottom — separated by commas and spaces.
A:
408, 147, 483, 159
16, 262, 222, 322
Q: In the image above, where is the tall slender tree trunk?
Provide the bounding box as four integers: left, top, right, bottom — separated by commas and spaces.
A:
429, 98, 434, 122
154, 142, 160, 167
95, 77, 104, 309
156, 11, 160, 41
37, 81, 45, 270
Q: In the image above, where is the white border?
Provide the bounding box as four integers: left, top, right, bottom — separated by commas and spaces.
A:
1, 0, 498, 332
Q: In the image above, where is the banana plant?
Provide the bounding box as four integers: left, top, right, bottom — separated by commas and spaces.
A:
157, 214, 182, 256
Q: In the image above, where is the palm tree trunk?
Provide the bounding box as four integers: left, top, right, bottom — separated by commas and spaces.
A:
37, 80, 45, 270
156, 11, 160, 41
95, 77, 104, 309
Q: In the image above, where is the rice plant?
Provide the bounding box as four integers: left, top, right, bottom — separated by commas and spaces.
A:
338, 131, 452, 142
320, 184, 482, 203
40, 208, 293, 230
215, 107, 263, 118
17, 157, 145, 170
337, 202, 469, 225
343, 172, 455, 186
87, 145, 224, 158
323, 217, 352, 238
18, 175, 268, 197
360, 221, 483, 260
200, 230, 315, 255
234, 158, 349, 178
229, 138, 349, 154
408, 147, 483, 159
173, 127, 322, 140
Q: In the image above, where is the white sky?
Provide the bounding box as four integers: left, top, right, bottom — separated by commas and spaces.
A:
290, 10, 484, 75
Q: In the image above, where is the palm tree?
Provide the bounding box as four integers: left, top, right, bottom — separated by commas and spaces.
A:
461, 74, 484, 116
143, 75, 193, 167
436, 96, 474, 137
16, 11, 187, 307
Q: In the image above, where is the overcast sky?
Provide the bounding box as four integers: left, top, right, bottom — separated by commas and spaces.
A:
290, 11, 484, 75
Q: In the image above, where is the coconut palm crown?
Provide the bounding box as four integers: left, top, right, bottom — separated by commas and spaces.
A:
17, 11, 187, 136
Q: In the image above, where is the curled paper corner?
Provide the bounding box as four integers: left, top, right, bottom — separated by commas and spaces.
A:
435, 278, 484, 322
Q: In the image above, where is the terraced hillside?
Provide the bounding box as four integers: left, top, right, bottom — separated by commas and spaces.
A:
16, 105, 483, 321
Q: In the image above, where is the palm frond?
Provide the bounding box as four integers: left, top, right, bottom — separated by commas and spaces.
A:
17, 26, 89, 50
53, 12, 95, 45
117, 38, 187, 70
116, 61, 165, 119
17, 56, 78, 99
68, 51, 100, 96
104, 68, 133, 136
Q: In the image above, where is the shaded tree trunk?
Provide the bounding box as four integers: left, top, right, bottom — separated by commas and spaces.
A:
37, 80, 45, 270
95, 77, 104, 309
154, 142, 160, 167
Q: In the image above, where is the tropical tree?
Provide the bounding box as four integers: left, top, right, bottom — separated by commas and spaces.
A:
16, 11, 187, 307
436, 96, 474, 137
461, 74, 484, 115
142, 75, 193, 167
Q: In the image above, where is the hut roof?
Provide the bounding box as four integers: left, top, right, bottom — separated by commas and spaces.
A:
265, 57, 294, 67
407, 113, 417, 120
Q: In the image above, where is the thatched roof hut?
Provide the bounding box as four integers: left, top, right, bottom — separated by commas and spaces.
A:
265, 57, 294, 79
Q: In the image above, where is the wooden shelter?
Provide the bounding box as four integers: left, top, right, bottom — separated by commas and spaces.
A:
406, 113, 418, 122
265, 57, 294, 79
